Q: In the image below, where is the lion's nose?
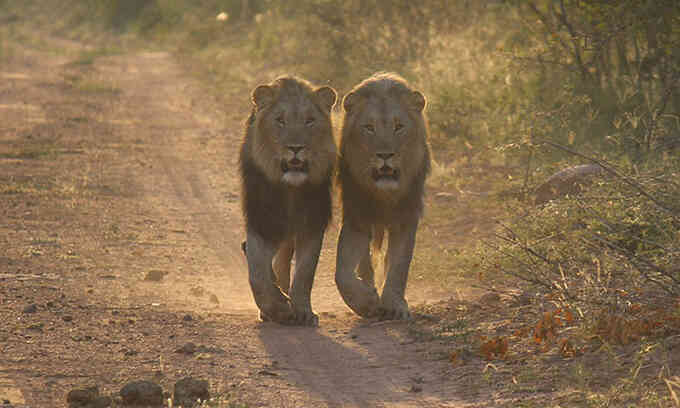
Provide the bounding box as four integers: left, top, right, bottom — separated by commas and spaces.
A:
376, 152, 394, 160
287, 145, 305, 154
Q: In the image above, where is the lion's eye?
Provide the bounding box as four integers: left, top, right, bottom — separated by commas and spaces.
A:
275, 116, 285, 127
363, 124, 375, 134
394, 123, 404, 132
305, 117, 315, 127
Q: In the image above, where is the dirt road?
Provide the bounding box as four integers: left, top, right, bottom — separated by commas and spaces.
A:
0, 35, 484, 407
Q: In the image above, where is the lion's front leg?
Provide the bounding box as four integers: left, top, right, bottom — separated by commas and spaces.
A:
288, 229, 323, 326
335, 224, 380, 318
357, 239, 375, 287
379, 221, 417, 320
246, 230, 295, 323
273, 238, 294, 295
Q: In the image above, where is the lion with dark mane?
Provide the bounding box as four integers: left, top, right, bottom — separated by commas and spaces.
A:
335, 72, 431, 320
240, 76, 337, 326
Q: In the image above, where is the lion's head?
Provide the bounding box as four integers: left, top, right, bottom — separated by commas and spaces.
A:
243, 76, 337, 187
339, 72, 430, 204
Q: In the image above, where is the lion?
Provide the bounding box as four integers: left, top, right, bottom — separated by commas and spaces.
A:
335, 72, 431, 320
239, 76, 337, 326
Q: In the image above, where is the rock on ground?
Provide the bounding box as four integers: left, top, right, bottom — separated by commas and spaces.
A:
173, 377, 210, 407
534, 164, 605, 205
119, 380, 163, 407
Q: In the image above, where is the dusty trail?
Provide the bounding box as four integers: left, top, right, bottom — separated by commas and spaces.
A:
1, 41, 472, 407
107, 50, 465, 407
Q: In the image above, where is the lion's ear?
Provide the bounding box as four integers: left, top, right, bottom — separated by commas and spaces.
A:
342, 91, 360, 114
252, 85, 275, 109
409, 90, 426, 112
314, 86, 337, 112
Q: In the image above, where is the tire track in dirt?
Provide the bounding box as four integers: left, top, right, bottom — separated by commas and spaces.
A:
97, 51, 255, 314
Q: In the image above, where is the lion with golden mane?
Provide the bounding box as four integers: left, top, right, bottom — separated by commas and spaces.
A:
336, 72, 431, 320
240, 76, 337, 326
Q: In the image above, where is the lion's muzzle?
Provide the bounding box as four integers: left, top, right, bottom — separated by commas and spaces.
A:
371, 152, 400, 190
281, 145, 310, 186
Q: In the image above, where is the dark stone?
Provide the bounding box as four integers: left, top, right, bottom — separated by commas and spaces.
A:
23, 304, 37, 313
119, 380, 163, 407
175, 342, 197, 354
91, 396, 112, 408
144, 270, 167, 282
173, 377, 210, 407
66, 386, 98, 407
534, 164, 605, 205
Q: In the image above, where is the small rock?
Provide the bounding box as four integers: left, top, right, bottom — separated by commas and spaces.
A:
144, 270, 167, 282
478, 292, 501, 305
409, 385, 423, 393
91, 396, 112, 408
173, 377, 210, 407
119, 380, 163, 407
209, 294, 219, 304
63, 315, 74, 322
23, 304, 37, 313
175, 342, 197, 354
189, 286, 205, 297
27, 322, 43, 331
183, 314, 193, 321
198, 345, 225, 354
66, 386, 98, 407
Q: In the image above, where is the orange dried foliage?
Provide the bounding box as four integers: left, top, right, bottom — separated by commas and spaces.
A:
533, 309, 566, 345
449, 350, 463, 367
513, 326, 531, 338
479, 336, 509, 360
559, 338, 582, 357
595, 308, 679, 345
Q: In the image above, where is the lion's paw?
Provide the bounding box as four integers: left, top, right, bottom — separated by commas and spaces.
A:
340, 280, 380, 318
258, 292, 295, 324
290, 307, 319, 327
378, 289, 411, 321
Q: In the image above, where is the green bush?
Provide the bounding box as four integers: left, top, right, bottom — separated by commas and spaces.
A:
103, 0, 156, 30
478, 156, 680, 308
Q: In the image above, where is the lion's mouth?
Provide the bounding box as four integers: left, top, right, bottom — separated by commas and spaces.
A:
281, 158, 310, 186
281, 158, 309, 174
372, 165, 400, 182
